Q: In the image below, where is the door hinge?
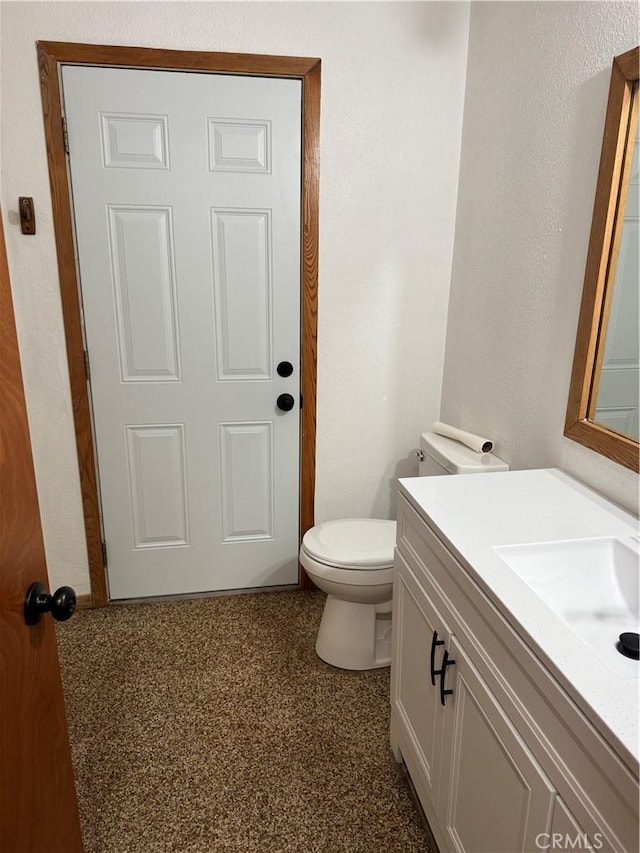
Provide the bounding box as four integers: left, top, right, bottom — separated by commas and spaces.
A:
101, 541, 108, 568
83, 349, 91, 381
62, 116, 70, 155
300, 394, 303, 409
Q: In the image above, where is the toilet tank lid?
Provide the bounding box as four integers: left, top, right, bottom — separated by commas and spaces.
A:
302, 518, 397, 568
420, 432, 509, 474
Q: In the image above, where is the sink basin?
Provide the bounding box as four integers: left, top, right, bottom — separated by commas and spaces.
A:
494, 537, 639, 675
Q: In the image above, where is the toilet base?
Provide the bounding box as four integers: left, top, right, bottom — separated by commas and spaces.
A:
315, 595, 392, 670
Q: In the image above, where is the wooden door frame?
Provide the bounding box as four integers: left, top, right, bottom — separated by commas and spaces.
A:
38, 41, 320, 606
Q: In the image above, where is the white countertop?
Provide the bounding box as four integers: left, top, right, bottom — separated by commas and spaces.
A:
398, 468, 639, 771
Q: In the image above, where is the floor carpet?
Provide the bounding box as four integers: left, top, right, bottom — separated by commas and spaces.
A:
56, 589, 434, 853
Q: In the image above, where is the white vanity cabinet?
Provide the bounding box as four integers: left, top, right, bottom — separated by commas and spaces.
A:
393, 553, 556, 853
392, 554, 450, 807
440, 631, 560, 853
391, 487, 639, 853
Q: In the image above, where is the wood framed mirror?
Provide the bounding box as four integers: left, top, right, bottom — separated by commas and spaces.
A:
565, 45, 639, 473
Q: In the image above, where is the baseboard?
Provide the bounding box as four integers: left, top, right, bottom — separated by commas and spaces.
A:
76, 594, 93, 609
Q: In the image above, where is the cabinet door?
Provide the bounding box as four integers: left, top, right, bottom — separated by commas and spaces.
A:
391, 555, 449, 805
549, 797, 616, 853
439, 636, 555, 853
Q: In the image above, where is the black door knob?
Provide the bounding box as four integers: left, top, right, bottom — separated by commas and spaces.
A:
24, 582, 77, 626
618, 632, 640, 660
276, 393, 295, 412
277, 361, 294, 378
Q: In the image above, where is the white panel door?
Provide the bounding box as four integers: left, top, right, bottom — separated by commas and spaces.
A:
62, 66, 301, 599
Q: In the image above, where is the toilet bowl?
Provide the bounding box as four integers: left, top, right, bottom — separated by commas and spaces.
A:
300, 518, 396, 670
303, 432, 509, 672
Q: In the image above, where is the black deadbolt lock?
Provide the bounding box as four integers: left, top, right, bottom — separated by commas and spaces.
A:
277, 361, 294, 378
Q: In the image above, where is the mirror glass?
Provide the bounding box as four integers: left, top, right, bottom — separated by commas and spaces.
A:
591, 103, 639, 440
565, 47, 639, 472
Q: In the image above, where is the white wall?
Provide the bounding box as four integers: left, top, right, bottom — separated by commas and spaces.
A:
0, 1, 470, 594
441, 1, 640, 514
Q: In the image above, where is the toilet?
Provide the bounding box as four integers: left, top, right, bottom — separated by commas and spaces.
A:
301, 431, 509, 670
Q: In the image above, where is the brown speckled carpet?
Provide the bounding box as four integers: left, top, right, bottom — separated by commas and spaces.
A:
56, 589, 434, 853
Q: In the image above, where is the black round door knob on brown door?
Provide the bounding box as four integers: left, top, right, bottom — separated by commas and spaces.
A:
276, 393, 295, 412
24, 582, 77, 626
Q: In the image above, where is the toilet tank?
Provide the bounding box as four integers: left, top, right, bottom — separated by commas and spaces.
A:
418, 432, 509, 476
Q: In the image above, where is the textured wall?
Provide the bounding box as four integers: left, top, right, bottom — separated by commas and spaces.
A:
441, 1, 639, 513
0, 2, 470, 594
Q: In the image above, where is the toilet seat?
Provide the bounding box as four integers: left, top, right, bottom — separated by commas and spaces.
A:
299, 548, 393, 587
301, 518, 396, 570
